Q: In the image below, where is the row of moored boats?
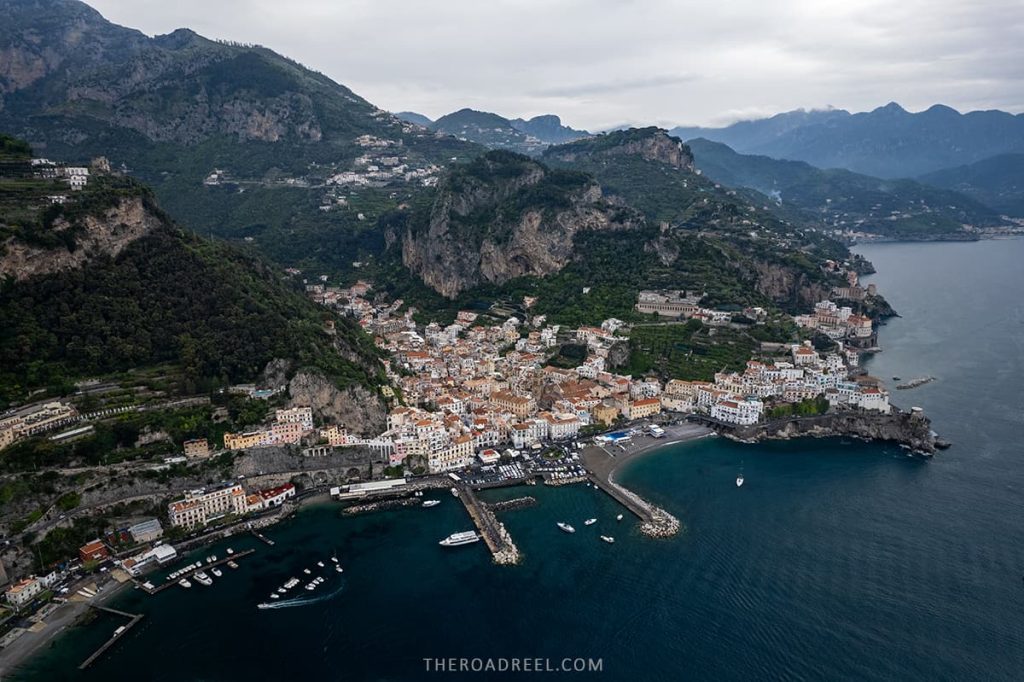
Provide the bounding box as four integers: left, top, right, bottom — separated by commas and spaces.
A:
172, 549, 240, 589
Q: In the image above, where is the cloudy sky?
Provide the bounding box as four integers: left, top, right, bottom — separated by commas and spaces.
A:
88, 0, 1024, 131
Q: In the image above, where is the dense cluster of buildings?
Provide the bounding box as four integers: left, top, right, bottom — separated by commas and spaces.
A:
635, 290, 766, 323
222, 407, 314, 450
794, 300, 874, 343
167, 483, 296, 529
0, 401, 78, 450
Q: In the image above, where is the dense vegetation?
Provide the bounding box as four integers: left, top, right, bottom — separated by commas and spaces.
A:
919, 153, 1024, 218
623, 320, 772, 381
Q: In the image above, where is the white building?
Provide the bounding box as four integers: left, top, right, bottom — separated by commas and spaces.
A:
711, 397, 763, 425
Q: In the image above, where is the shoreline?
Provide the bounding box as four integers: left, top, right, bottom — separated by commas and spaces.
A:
581, 422, 715, 486
0, 573, 132, 676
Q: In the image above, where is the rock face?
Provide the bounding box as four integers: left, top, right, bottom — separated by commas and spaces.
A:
0, 196, 160, 281
545, 127, 695, 171
729, 409, 941, 455
401, 151, 643, 298
287, 370, 387, 436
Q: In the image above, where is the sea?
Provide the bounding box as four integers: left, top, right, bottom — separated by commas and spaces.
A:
12, 238, 1024, 681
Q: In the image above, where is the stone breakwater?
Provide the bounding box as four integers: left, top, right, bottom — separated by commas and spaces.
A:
487, 496, 537, 512
605, 476, 681, 538
343, 498, 420, 515
722, 409, 943, 455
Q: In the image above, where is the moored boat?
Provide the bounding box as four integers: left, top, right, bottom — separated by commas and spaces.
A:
178, 578, 192, 588
616, 514, 624, 522
194, 571, 212, 586
439, 531, 480, 547
422, 500, 441, 508
600, 535, 615, 544
211, 567, 222, 577
557, 522, 576, 534
584, 518, 597, 526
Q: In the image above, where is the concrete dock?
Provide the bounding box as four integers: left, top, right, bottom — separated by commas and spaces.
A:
140, 548, 256, 594
78, 605, 143, 669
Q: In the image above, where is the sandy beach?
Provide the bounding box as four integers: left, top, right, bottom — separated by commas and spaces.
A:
581, 422, 714, 485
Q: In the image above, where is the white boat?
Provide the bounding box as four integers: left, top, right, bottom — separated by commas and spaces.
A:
616, 514, 624, 522
303, 568, 312, 575
601, 535, 615, 544
450, 487, 459, 497
226, 548, 234, 555
270, 593, 279, 599
557, 522, 576, 534
584, 518, 597, 526
439, 531, 480, 547
277, 587, 287, 594
305, 583, 316, 591
227, 561, 239, 569
257, 603, 272, 609
317, 561, 325, 568
330, 557, 339, 564
211, 567, 222, 577
178, 578, 192, 588
335, 565, 344, 573
283, 578, 300, 590
194, 571, 212, 586
422, 500, 441, 508
736, 475, 744, 488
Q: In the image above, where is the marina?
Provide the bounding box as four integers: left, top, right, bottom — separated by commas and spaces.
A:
139, 549, 256, 595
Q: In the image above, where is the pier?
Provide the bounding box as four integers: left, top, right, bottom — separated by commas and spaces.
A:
456, 485, 521, 565
250, 529, 275, 545
141, 548, 256, 594
78, 605, 143, 669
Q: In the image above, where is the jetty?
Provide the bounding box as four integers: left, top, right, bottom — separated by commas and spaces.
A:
140, 548, 256, 594
897, 376, 936, 390
486, 496, 537, 512
79, 605, 143, 669
250, 529, 275, 545
456, 485, 520, 565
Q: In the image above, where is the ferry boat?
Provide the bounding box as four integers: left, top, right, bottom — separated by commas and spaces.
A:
211, 567, 223, 578
178, 578, 192, 589
584, 518, 597, 526
422, 500, 441, 508
194, 571, 213, 586
227, 561, 239, 569
616, 514, 624, 522
600, 536, 615, 544
557, 522, 576, 534
439, 531, 480, 547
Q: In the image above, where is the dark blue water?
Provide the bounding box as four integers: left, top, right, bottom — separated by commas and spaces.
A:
13, 239, 1024, 681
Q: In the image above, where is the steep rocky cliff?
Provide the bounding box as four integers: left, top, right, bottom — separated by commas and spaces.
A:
0, 194, 160, 281
728, 409, 942, 455
401, 150, 643, 298
545, 126, 694, 170
287, 371, 387, 436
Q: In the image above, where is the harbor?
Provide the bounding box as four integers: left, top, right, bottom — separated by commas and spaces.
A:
138, 549, 256, 595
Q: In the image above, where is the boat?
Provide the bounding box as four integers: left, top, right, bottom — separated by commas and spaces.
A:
277, 587, 287, 594
335, 565, 344, 573
450, 487, 459, 497
736, 474, 744, 487
270, 593, 279, 599
600, 535, 615, 544
584, 518, 597, 526
211, 567, 222, 577
422, 500, 441, 508
557, 522, 576, 534
893, 376, 902, 381
303, 568, 312, 575
439, 531, 480, 547
305, 583, 316, 591
616, 514, 624, 522
227, 561, 239, 569
283, 578, 300, 590
194, 571, 212, 586
257, 603, 273, 610
178, 578, 192, 588
317, 561, 325, 568
226, 548, 234, 555
330, 556, 339, 564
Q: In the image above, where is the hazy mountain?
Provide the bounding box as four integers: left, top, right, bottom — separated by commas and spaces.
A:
0, 0, 478, 277
687, 138, 1004, 238
672, 103, 1024, 178
396, 111, 432, 127
509, 115, 590, 145
918, 154, 1024, 217
429, 108, 545, 155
